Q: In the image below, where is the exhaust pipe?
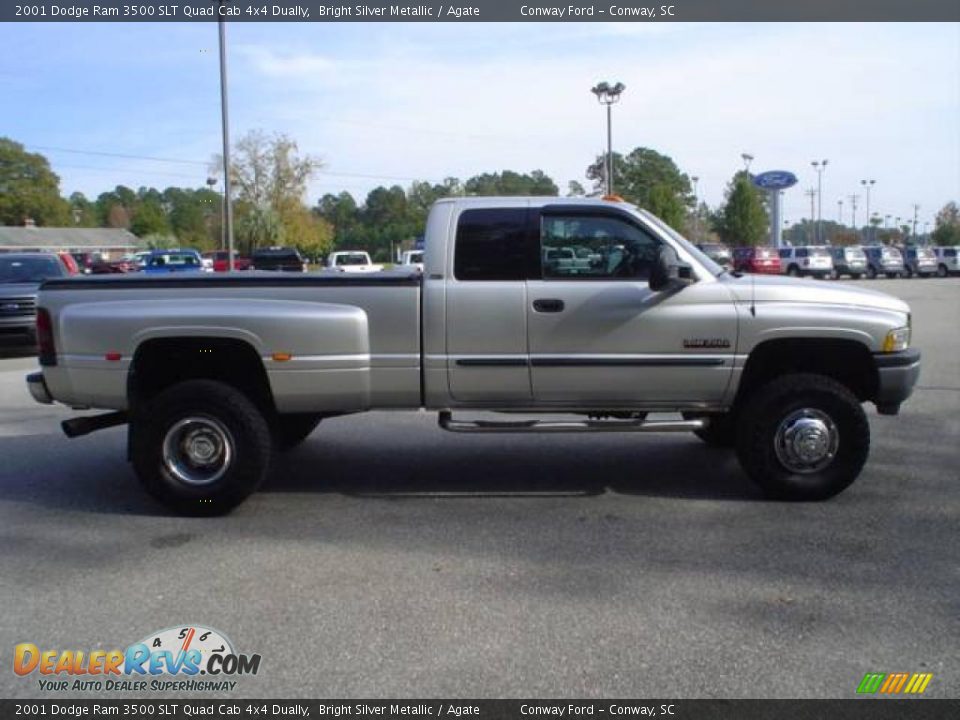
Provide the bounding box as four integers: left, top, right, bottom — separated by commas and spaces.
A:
62, 411, 128, 438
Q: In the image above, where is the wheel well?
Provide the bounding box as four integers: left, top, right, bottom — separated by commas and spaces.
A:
737, 339, 878, 404
128, 337, 274, 416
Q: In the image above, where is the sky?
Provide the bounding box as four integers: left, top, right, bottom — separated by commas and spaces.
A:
1, 21, 958, 229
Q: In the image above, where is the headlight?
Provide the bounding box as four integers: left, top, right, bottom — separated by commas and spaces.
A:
882, 326, 910, 353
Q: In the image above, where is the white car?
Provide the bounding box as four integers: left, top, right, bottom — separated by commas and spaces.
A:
399, 250, 424, 272
327, 251, 383, 273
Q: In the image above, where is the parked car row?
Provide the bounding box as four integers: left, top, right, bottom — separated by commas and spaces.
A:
703, 242, 959, 279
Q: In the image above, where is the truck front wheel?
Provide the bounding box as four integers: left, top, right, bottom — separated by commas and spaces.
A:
735, 374, 869, 501
131, 380, 272, 515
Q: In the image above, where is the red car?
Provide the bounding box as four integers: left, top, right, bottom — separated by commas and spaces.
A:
733, 246, 781, 274
202, 251, 252, 272
57, 252, 80, 275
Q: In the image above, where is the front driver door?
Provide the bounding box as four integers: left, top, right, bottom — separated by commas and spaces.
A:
526, 207, 737, 405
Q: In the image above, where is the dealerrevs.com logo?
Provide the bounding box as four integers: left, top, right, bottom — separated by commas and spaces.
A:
14, 625, 261, 693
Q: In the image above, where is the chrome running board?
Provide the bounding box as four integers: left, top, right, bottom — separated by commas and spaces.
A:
438, 411, 705, 434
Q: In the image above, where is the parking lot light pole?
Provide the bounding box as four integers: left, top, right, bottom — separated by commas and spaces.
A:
590, 82, 625, 196
218, 0, 236, 272
837, 198, 843, 225
741, 153, 754, 176
849, 194, 860, 239
691, 175, 699, 240
860, 179, 875, 242
811, 159, 827, 243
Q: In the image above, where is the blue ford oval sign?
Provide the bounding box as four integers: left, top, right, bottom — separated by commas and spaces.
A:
752, 170, 798, 190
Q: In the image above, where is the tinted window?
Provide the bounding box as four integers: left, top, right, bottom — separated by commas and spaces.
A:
796, 248, 808, 258
0, 256, 65, 283
943, 248, 957, 258
454, 208, 530, 281
778, 248, 790, 259
541, 214, 661, 280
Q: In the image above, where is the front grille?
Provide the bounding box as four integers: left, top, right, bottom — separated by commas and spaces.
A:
0, 296, 37, 317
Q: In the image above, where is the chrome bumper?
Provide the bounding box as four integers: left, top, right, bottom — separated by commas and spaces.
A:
26, 371, 53, 405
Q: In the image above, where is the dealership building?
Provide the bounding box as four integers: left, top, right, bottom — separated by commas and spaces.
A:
0, 222, 141, 259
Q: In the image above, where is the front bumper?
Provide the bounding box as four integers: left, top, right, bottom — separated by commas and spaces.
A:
26, 371, 54, 405
873, 348, 921, 414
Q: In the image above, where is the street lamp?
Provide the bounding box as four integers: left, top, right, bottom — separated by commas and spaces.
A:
590, 81, 626, 196
837, 199, 843, 225
217, 0, 236, 271
741, 153, 754, 175
811, 159, 828, 243
860, 179, 875, 241
849, 194, 860, 237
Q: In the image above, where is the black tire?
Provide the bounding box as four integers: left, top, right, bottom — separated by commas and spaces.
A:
130, 380, 272, 516
937, 264, 948, 278
787, 265, 800, 277
866, 265, 877, 279
735, 373, 869, 501
684, 412, 737, 447
274, 414, 323, 451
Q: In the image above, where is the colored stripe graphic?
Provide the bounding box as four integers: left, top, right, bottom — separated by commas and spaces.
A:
857, 673, 886, 693
858, 672, 933, 694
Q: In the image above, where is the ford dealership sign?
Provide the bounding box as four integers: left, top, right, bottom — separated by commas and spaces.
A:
752, 170, 798, 190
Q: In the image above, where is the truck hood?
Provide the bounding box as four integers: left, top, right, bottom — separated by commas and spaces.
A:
0, 282, 41, 297
722, 273, 909, 314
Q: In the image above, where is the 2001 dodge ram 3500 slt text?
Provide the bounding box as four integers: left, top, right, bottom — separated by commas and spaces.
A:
26, 197, 921, 515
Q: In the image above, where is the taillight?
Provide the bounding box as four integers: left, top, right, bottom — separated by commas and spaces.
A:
36, 308, 57, 366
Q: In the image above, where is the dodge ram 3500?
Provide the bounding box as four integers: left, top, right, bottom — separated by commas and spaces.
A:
25, 197, 921, 515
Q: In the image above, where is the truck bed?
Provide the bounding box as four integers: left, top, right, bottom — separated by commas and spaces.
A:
38, 271, 423, 411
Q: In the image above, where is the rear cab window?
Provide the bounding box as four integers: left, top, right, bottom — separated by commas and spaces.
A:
453, 208, 534, 281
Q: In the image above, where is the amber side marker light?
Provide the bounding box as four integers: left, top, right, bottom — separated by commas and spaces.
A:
602, 194, 625, 202
272, 352, 293, 362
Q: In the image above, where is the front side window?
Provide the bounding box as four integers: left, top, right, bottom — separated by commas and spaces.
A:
454, 208, 530, 281
540, 214, 660, 280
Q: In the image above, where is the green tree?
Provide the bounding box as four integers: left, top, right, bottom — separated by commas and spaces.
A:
0, 138, 70, 226
716, 172, 769, 246
68, 192, 98, 227
566, 180, 586, 197
130, 196, 169, 238
463, 170, 558, 196
932, 201, 960, 246
236, 203, 284, 254
586, 147, 692, 228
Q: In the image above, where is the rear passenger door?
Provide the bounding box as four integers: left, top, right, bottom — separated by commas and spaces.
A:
445, 206, 537, 402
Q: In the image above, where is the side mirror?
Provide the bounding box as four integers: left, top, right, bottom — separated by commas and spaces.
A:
650, 245, 682, 291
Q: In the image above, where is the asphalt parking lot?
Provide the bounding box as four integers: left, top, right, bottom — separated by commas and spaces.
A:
1, 277, 957, 700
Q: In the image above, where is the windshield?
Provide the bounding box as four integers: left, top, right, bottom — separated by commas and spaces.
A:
635, 208, 724, 277
337, 254, 369, 265
406, 252, 423, 263
147, 253, 199, 268
0, 256, 66, 283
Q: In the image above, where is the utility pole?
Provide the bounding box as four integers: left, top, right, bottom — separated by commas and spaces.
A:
217, 0, 235, 270
848, 194, 860, 239
811, 159, 828, 243
912, 204, 920, 242
837, 199, 843, 225
691, 175, 699, 241
805, 188, 816, 244
860, 179, 875, 242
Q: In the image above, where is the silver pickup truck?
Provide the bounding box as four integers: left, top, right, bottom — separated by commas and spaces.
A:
26, 197, 921, 515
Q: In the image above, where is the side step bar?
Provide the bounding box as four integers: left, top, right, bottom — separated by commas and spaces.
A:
62, 411, 128, 438
438, 411, 706, 434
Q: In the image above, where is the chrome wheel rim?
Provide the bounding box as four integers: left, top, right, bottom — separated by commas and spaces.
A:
162, 416, 234, 486
773, 408, 839, 474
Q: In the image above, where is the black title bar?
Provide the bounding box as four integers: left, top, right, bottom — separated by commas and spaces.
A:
1, 700, 959, 719
4, 0, 959, 22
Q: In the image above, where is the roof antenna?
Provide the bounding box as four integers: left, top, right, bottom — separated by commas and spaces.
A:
750, 273, 756, 317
